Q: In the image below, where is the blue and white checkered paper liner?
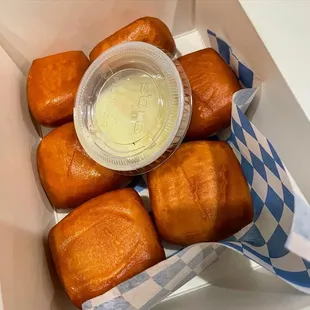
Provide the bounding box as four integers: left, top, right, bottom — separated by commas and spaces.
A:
82, 30, 310, 310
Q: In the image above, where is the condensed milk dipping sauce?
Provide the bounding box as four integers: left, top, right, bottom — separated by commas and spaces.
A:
74, 42, 192, 175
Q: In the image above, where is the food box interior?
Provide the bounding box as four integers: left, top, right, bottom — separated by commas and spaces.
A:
1, 0, 310, 309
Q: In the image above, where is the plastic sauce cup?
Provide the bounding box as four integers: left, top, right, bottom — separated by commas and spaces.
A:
74, 42, 192, 175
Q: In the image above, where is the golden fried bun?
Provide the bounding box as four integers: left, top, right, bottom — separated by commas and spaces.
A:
148, 141, 253, 246
90, 17, 176, 62
37, 122, 132, 209
27, 51, 89, 127
178, 48, 241, 140
49, 188, 165, 308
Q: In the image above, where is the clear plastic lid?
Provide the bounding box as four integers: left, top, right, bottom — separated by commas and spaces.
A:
74, 42, 192, 175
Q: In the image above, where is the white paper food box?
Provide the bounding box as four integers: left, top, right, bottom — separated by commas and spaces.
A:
1, 0, 310, 309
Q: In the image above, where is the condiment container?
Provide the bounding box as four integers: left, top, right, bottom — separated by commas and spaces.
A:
74, 41, 192, 175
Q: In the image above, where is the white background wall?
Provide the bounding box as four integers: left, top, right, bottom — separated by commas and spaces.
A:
240, 0, 310, 122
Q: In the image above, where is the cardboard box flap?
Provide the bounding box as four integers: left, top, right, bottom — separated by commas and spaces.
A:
0, 45, 59, 309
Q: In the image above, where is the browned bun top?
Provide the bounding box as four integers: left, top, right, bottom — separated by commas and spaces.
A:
178, 48, 241, 140
27, 51, 90, 127
90, 17, 176, 62
37, 122, 132, 209
148, 141, 253, 246
49, 188, 165, 308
